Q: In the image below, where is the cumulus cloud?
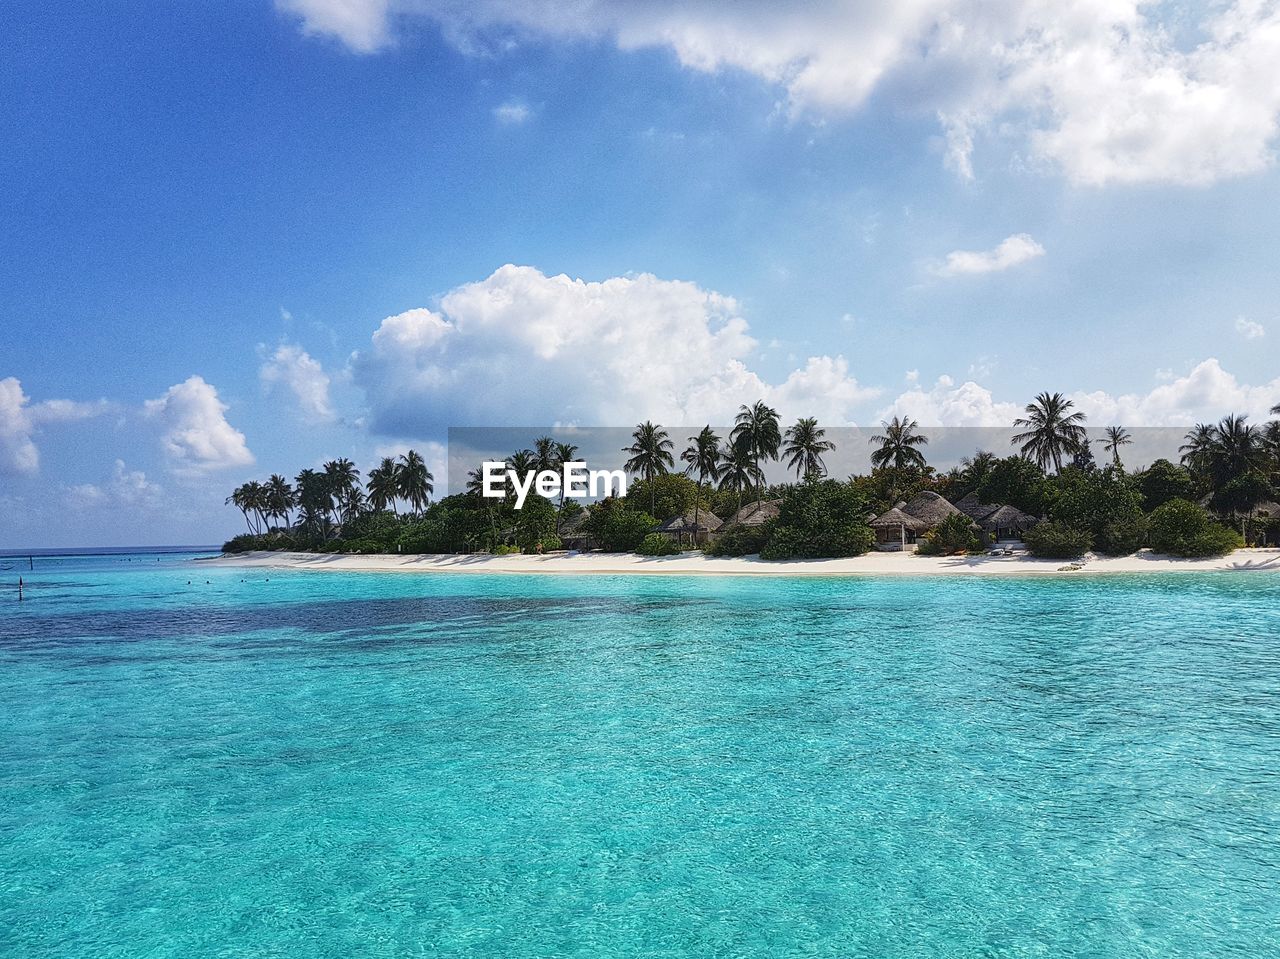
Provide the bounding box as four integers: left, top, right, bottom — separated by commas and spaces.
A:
0, 377, 113, 474
1235, 316, 1266, 340
277, 0, 1280, 186
67, 460, 164, 512
1068, 358, 1280, 427
260, 342, 336, 422
938, 234, 1045, 276
879, 375, 1022, 427
350, 264, 876, 433
144, 376, 255, 475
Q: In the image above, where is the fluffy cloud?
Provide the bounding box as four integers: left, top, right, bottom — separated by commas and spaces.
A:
938, 234, 1045, 276
260, 343, 336, 422
144, 376, 255, 475
1235, 316, 1266, 340
67, 460, 164, 512
0, 377, 113, 474
350, 264, 876, 432
878, 375, 1022, 427
1069, 358, 1280, 427
278, 0, 1280, 186
492, 100, 531, 124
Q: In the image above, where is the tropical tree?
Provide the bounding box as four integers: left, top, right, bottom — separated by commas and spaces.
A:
553, 441, 581, 517
1102, 426, 1132, 468
960, 450, 997, 496
264, 474, 296, 528
869, 417, 929, 472
782, 417, 836, 479
623, 422, 675, 515
681, 426, 723, 532
225, 484, 260, 534
730, 401, 781, 503
323, 458, 361, 525
294, 468, 332, 537
718, 441, 762, 515
1012, 392, 1087, 473
1205, 414, 1267, 491
1179, 423, 1217, 488
367, 457, 400, 513
506, 449, 536, 501
532, 436, 557, 474
396, 450, 433, 516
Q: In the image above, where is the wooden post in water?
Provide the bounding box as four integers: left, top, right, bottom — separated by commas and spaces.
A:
17, 577, 23, 602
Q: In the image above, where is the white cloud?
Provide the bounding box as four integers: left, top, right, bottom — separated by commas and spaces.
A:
1069, 358, 1280, 426
278, 0, 1280, 186
144, 376, 255, 475
879, 375, 1022, 427
260, 342, 336, 422
493, 100, 531, 124
1235, 316, 1266, 340
67, 460, 163, 512
0, 377, 113, 475
938, 233, 1044, 276
350, 264, 876, 432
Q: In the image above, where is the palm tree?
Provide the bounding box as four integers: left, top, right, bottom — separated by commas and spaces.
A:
718, 441, 761, 515
681, 426, 722, 532
782, 417, 836, 479
294, 468, 332, 538
367, 457, 399, 513
622, 422, 674, 515
264, 474, 296, 528
869, 417, 929, 472
395, 450, 433, 516
730, 401, 781, 503
532, 436, 557, 474
1206, 414, 1266, 490
225, 484, 257, 534
506, 449, 536, 501
1102, 426, 1132, 468
323, 458, 361, 526
1180, 423, 1217, 487
960, 450, 996, 495
1012, 392, 1087, 473
553, 442, 581, 519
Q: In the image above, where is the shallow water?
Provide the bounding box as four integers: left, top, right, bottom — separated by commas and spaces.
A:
2, 554, 1278, 957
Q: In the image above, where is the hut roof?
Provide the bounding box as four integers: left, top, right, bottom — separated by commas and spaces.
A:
954, 491, 998, 521
900, 490, 968, 527
558, 508, 591, 534
977, 504, 1038, 531
659, 510, 723, 533
723, 498, 781, 529
869, 507, 931, 534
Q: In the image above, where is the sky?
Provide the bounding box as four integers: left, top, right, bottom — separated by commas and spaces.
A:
2, 0, 1280, 547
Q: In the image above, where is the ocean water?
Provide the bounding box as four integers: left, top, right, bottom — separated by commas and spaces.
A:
2, 554, 1278, 958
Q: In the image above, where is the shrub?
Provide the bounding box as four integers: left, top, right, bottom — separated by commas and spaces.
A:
492, 544, 520, 555
514, 495, 558, 551
636, 533, 681, 556
759, 478, 875, 560
585, 499, 659, 552
917, 513, 981, 556
522, 535, 563, 554
1049, 467, 1146, 555
222, 533, 265, 553
1024, 521, 1093, 559
1148, 499, 1242, 557
706, 522, 771, 557
1135, 459, 1198, 512
626, 474, 709, 522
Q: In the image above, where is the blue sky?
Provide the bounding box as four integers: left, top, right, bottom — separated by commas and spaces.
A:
3, 0, 1279, 546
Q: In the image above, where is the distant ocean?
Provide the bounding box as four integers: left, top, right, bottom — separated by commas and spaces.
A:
2, 551, 1278, 957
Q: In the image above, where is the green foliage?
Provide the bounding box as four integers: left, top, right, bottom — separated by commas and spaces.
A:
514, 495, 557, 550
585, 498, 659, 552
397, 494, 492, 554
1148, 499, 1242, 557
917, 513, 981, 556
522, 535, 563, 554
1024, 521, 1093, 559
1134, 459, 1197, 512
977, 457, 1047, 515
636, 533, 682, 556
706, 522, 771, 557
222, 533, 264, 554
625, 473, 707, 522
759, 478, 874, 560
492, 544, 520, 555
1049, 467, 1146, 555
339, 510, 402, 550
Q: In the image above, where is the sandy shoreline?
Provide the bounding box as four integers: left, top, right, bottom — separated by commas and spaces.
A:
203, 548, 1280, 577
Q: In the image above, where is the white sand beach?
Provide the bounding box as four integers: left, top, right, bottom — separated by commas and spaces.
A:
206, 548, 1280, 577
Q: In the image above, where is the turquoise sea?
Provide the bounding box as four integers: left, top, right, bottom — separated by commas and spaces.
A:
2, 552, 1278, 958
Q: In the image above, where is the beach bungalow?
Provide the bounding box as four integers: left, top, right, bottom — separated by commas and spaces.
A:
658, 510, 723, 547
870, 491, 980, 550
558, 508, 594, 551
954, 492, 1038, 541
720, 498, 781, 531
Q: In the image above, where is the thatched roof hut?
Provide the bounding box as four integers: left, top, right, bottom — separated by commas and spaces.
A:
722, 499, 781, 529
954, 491, 998, 521
901, 491, 971, 527
976, 505, 1037, 534
869, 507, 931, 535
659, 510, 722, 545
